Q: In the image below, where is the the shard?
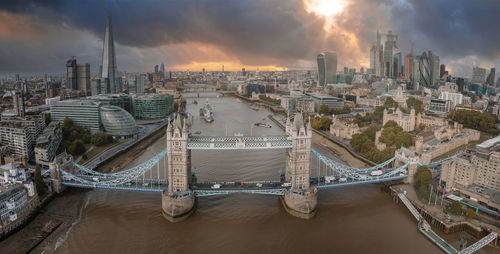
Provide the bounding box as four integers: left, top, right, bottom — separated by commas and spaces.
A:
101, 12, 119, 94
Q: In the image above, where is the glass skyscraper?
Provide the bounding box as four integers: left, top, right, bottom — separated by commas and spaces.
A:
101, 12, 119, 94
317, 51, 337, 86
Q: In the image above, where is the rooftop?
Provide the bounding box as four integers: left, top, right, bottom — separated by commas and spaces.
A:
476, 135, 500, 150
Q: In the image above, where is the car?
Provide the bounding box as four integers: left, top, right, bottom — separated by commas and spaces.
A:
281, 182, 291, 187
256, 183, 263, 188
339, 177, 347, 182
211, 184, 221, 189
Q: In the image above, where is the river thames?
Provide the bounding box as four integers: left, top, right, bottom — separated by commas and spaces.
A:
51, 96, 477, 253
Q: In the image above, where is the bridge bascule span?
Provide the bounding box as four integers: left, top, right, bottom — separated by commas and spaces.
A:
50, 113, 462, 222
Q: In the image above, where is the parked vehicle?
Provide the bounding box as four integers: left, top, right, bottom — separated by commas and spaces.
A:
339, 177, 347, 182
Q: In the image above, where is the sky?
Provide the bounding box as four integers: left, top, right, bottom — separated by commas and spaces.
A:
0, 0, 499, 78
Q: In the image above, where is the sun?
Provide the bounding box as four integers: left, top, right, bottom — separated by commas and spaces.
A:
304, 0, 345, 18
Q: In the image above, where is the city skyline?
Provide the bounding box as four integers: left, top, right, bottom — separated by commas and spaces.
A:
0, 0, 499, 78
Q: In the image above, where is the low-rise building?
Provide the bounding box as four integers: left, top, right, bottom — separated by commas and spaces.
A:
383, 108, 415, 132
329, 115, 361, 140
306, 93, 344, 111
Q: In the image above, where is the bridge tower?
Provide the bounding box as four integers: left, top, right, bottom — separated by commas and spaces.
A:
394, 147, 419, 184
281, 112, 318, 218
162, 114, 196, 222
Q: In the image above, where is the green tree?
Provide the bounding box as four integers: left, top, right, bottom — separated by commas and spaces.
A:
91, 132, 110, 146
406, 97, 424, 113
414, 166, 432, 190
394, 131, 412, 148
310, 117, 332, 130
363, 125, 380, 141
448, 200, 462, 215
69, 139, 86, 155
63, 117, 73, 130
34, 164, 46, 196
318, 104, 330, 114
384, 97, 399, 109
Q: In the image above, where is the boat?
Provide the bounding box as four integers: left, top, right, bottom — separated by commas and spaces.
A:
193, 100, 198, 104
199, 99, 214, 123
234, 132, 244, 137
262, 117, 267, 120
236, 99, 242, 103
254, 122, 272, 128
250, 105, 260, 111
194, 131, 202, 135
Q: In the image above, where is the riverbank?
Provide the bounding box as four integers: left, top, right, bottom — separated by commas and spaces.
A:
390, 185, 499, 252
0, 119, 170, 252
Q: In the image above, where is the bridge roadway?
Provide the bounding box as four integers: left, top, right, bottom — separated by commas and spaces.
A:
187, 136, 293, 150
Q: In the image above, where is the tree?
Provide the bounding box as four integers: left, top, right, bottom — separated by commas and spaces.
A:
363, 125, 380, 141
448, 200, 462, 215
466, 208, 477, 218
63, 117, 73, 130
414, 166, 432, 190
69, 139, 86, 155
310, 117, 332, 130
34, 164, 46, 196
406, 97, 424, 113
318, 104, 330, 114
91, 132, 110, 146
394, 131, 412, 148
384, 97, 399, 109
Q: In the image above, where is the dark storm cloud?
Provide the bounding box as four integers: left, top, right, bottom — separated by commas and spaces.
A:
0, 0, 499, 74
389, 0, 500, 60
0, 0, 326, 65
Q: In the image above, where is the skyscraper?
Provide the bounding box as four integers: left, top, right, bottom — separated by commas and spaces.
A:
486, 68, 495, 86
416, 51, 439, 88
77, 63, 90, 95
383, 30, 398, 77
404, 54, 414, 81
66, 56, 77, 90
370, 31, 383, 76
440, 64, 446, 79
472, 67, 486, 84
160, 63, 165, 76
101, 12, 119, 94
316, 51, 337, 86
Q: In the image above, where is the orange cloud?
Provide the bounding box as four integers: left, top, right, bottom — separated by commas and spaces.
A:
0, 11, 48, 41
171, 61, 288, 72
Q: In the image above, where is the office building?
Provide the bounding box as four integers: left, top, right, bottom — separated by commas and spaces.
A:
317, 51, 337, 86
51, 100, 102, 133
100, 106, 138, 139
439, 91, 463, 107
66, 56, 77, 90
133, 94, 174, 120
486, 68, 495, 86
306, 93, 344, 111
440, 64, 446, 79
91, 78, 101, 95
404, 54, 414, 81
370, 31, 384, 76
160, 63, 165, 76
416, 51, 440, 88
76, 63, 90, 95
429, 99, 451, 113
382, 30, 398, 77
101, 12, 119, 94
35, 121, 63, 166
472, 67, 486, 84
0, 182, 39, 237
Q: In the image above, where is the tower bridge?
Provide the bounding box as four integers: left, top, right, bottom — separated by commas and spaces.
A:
50, 113, 460, 221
